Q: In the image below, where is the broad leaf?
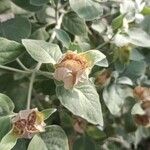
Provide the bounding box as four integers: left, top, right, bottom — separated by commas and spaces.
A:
0, 38, 24, 65
0, 93, 15, 117
0, 0, 11, 13
56, 82, 103, 126
69, 0, 103, 21
28, 135, 48, 150
112, 15, 124, 30
40, 125, 69, 150
55, 29, 71, 48
0, 131, 18, 150
22, 39, 62, 64
0, 16, 31, 42
62, 12, 87, 36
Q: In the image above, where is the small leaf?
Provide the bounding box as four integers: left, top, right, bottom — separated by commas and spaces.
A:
0, 38, 24, 65
55, 29, 71, 48
56, 81, 103, 126
41, 108, 57, 120
116, 77, 133, 86
40, 125, 69, 150
62, 11, 87, 36
22, 39, 62, 64
131, 103, 145, 115
0, 130, 18, 150
27, 135, 48, 150
103, 84, 132, 116
141, 6, 150, 15
81, 50, 107, 67
69, 0, 103, 21
0, 93, 15, 117
112, 15, 124, 30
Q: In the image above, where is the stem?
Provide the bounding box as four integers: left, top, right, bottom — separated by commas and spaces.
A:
16, 58, 29, 71
49, 13, 64, 42
26, 63, 41, 109
0, 65, 31, 74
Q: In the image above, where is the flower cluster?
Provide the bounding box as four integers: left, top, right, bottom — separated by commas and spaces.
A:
133, 86, 150, 127
12, 108, 46, 139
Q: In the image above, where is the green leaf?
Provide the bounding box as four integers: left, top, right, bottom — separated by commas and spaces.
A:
0, 130, 18, 150
0, 16, 31, 42
111, 15, 124, 31
30, 0, 49, 6
130, 49, 144, 61
0, 116, 11, 140
0, 0, 11, 13
73, 136, 95, 150
131, 103, 145, 115
56, 81, 103, 126
12, 0, 42, 11
103, 84, 132, 116
40, 125, 69, 150
27, 135, 48, 150
55, 29, 71, 48
81, 50, 107, 67
41, 108, 57, 120
62, 12, 87, 36
0, 93, 14, 117
22, 39, 62, 64
0, 38, 24, 65
69, 0, 103, 21
141, 6, 150, 15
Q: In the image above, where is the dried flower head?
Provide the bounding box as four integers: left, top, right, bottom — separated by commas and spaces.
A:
12, 108, 46, 139
54, 51, 90, 89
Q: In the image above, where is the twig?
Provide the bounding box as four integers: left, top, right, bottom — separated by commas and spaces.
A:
0, 65, 31, 74
26, 63, 41, 109
16, 58, 29, 71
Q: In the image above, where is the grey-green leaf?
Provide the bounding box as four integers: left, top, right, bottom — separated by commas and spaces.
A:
22, 39, 62, 64
27, 135, 48, 150
0, 130, 18, 150
0, 93, 15, 117
69, 0, 103, 21
103, 84, 132, 116
0, 16, 31, 42
0, 38, 24, 65
55, 29, 71, 48
62, 12, 87, 36
40, 125, 69, 150
56, 82, 103, 126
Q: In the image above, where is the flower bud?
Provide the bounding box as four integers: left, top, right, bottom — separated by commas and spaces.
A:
54, 51, 89, 89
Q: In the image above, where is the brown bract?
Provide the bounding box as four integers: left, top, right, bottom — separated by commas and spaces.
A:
11, 108, 46, 139
133, 86, 150, 127
54, 51, 89, 89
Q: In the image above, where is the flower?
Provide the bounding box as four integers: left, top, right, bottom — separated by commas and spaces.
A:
54, 51, 90, 89
12, 108, 46, 139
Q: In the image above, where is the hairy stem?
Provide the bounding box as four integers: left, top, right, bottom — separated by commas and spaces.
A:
16, 58, 29, 71
26, 63, 41, 109
0, 65, 31, 74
